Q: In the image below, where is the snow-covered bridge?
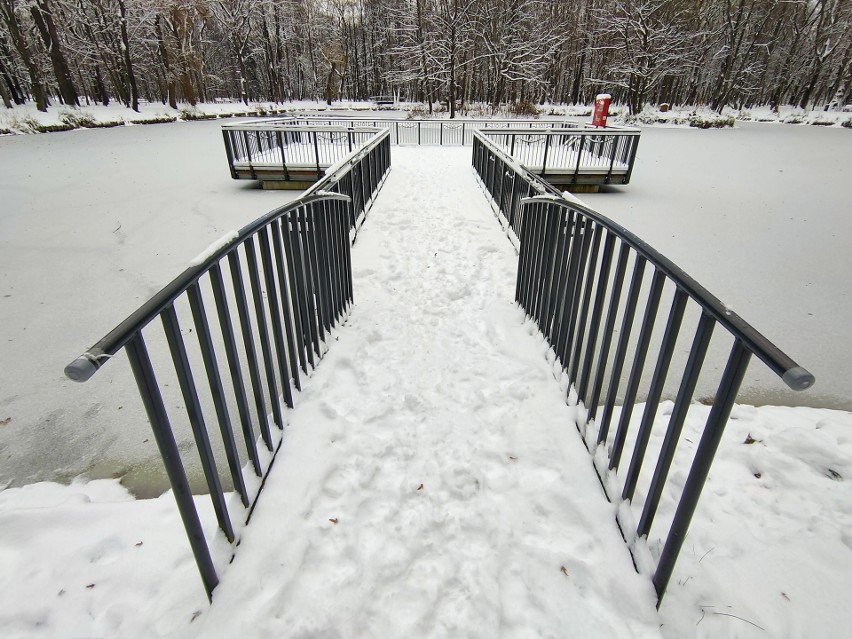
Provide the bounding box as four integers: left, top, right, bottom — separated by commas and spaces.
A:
222, 116, 640, 190
60, 121, 816, 637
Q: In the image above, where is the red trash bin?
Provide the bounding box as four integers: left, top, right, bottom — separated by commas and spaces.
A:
592, 94, 611, 127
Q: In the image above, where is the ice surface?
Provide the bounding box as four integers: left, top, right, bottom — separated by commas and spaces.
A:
583, 121, 851, 410
0, 120, 302, 492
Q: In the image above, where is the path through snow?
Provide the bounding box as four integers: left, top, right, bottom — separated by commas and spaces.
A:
190, 148, 662, 638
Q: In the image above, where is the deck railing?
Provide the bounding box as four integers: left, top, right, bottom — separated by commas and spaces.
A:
222, 125, 383, 181
223, 116, 598, 147
480, 127, 640, 185
64, 129, 391, 600
472, 129, 814, 604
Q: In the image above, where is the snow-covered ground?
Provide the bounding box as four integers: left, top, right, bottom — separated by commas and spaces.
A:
0, 116, 850, 637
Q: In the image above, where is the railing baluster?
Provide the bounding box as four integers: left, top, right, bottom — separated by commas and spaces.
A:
299, 206, 324, 356
209, 262, 262, 475
125, 333, 219, 601
569, 223, 604, 383
653, 340, 752, 604
588, 243, 630, 423
161, 304, 234, 542
622, 288, 688, 500
551, 211, 582, 363
597, 255, 646, 444
283, 211, 314, 371
609, 269, 665, 471
557, 215, 593, 369
272, 218, 304, 391
578, 232, 616, 401
544, 209, 574, 347
257, 227, 295, 407
536, 204, 563, 337
638, 311, 715, 537
187, 282, 249, 506
228, 248, 273, 451
276, 219, 308, 380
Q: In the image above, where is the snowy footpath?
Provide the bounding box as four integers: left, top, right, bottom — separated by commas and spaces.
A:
189, 147, 662, 638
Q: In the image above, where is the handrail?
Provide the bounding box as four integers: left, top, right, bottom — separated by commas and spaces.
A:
221, 117, 638, 134
68, 127, 390, 381
64, 193, 351, 383
474, 123, 809, 388
481, 126, 641, 137
479, 127, 641, 185
63, 128, 391, 601
518, 194, 813, 391
471, 127, 813, 605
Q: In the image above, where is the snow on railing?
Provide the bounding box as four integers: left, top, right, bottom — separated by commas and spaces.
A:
221, 116, 632, 148
478, 127, 641, 186
64, 130, 392, 601
471, 129, 813, 606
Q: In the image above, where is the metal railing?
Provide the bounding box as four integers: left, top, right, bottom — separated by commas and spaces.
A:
480, 128, 640, 185
64, 129, 391, 600
222, 125, 383, 181
472, 129, 814, 605
224, 116, 594, 147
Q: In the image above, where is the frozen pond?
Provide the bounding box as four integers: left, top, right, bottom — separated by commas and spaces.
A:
0, 118, 848, 493
0, 119, 300, 492
584, 122, 850, 411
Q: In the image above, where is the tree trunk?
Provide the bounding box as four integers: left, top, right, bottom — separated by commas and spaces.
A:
118, 0, 139, 111
94, 66, 109, 105
155, 15, 177, 109
0, 67, 11, 108
30, 0, 78, 107
0, 55, 20, 106
1, 0, 49, 111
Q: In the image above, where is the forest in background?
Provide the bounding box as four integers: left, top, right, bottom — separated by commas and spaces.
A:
1, 0, 849, 117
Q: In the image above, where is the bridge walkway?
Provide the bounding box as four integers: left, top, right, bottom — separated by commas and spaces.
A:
191, 147, 663, 638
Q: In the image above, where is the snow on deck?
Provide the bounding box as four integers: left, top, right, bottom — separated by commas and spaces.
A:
191, 147, 662, 638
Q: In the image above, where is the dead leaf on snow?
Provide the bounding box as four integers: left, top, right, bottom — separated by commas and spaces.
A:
329, 518, 338, 525
560, 566, 569, 576
0, 417, 11, 427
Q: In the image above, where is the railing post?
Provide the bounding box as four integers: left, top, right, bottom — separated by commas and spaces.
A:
276, 131, 290, 181
638, 312, 715, 538
418, 121, 421, 145
573, 134, 586, 184
653, 340, 752, 605
540, 133, 551, 177
313, 130, 321, 178
624, 133, 640, 184
244, 131, 256, 181
125, 334, 219, 601
222, 130, 237, 179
